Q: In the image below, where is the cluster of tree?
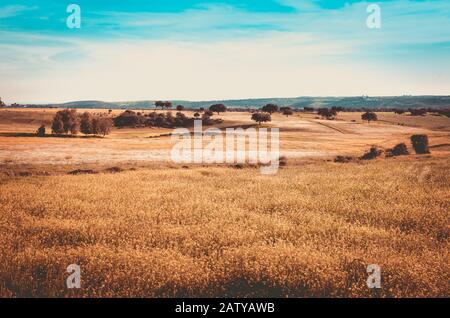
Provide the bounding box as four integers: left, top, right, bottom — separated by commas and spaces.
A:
318, 108, 338, 120
154, 101, 173, 109
51, 109, 113, 136
79, 112, 113, 136
113, 110, 221, 128
251, 112, 272, 125
0, 97, 5, 107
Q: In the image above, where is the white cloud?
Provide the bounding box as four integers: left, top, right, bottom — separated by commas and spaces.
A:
0, 5, 37, 19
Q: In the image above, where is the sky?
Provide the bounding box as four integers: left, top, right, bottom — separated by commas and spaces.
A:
0, 0, 449, 103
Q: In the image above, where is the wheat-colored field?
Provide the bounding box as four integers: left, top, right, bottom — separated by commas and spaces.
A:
0, 108, 449, 297
0, 157, 449, 297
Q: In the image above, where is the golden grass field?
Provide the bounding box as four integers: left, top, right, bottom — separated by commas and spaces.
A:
0, 108, 449, 297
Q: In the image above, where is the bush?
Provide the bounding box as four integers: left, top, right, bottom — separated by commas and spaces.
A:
176, 105, 185, 111
388, 143, 409, 156
334, 155, 354, 163
360, 146, 383, 160
279, 156, 288, 167
410, 135, 430, 154
36, 125, 46, 137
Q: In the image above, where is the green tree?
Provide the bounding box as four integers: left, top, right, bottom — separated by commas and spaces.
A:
251, 112, 271, 125
361, 112, 378, 123
209, 104, 227, 115
262, 104, 278, 114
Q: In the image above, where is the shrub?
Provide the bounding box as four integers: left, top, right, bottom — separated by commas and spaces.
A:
105, 166, 123, 173
360, 146, 383, 160
410, 135, 430, 154
361, 112, 377, 123
176, 105, 185, 111
334, 155, 354, 163
36, 125, 46, 137
279, 156, 288, 167
68, 169, 98, 175
388, 143, 409, 156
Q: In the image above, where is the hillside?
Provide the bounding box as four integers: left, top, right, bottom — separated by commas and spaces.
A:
16, 95, 450, 110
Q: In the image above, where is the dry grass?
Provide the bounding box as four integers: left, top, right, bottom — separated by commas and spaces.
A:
1, 109, 450, 165
0, 157, 448, 298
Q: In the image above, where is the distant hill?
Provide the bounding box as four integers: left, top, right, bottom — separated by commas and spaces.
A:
19, 96, 450, 110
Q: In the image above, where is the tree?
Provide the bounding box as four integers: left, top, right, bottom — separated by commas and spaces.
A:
251, 112, 271, 125
80, 112, 93, 134
93, 117, 113, 136
318, 108, 337, 120
163, 101, 173, 110
36, 125, 46, 137
410, 134, 430, 154
209, 104, 227, 115
361, 111, 378, 123
0, 97, 5, 108
280, 107, 294, 117
51, 118, 64, 134
176, 105, 185, 111
154, 101, 164, 109
262, 104, 278, 114
52, 109, 79, 134
394, 109, 405, 115
113, 110, 143, 127
194, 112, 200, 118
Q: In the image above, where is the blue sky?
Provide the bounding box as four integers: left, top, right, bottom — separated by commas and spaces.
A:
0, 0, 449, 103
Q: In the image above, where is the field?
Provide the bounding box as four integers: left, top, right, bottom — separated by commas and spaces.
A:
0, 108, 449, 297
